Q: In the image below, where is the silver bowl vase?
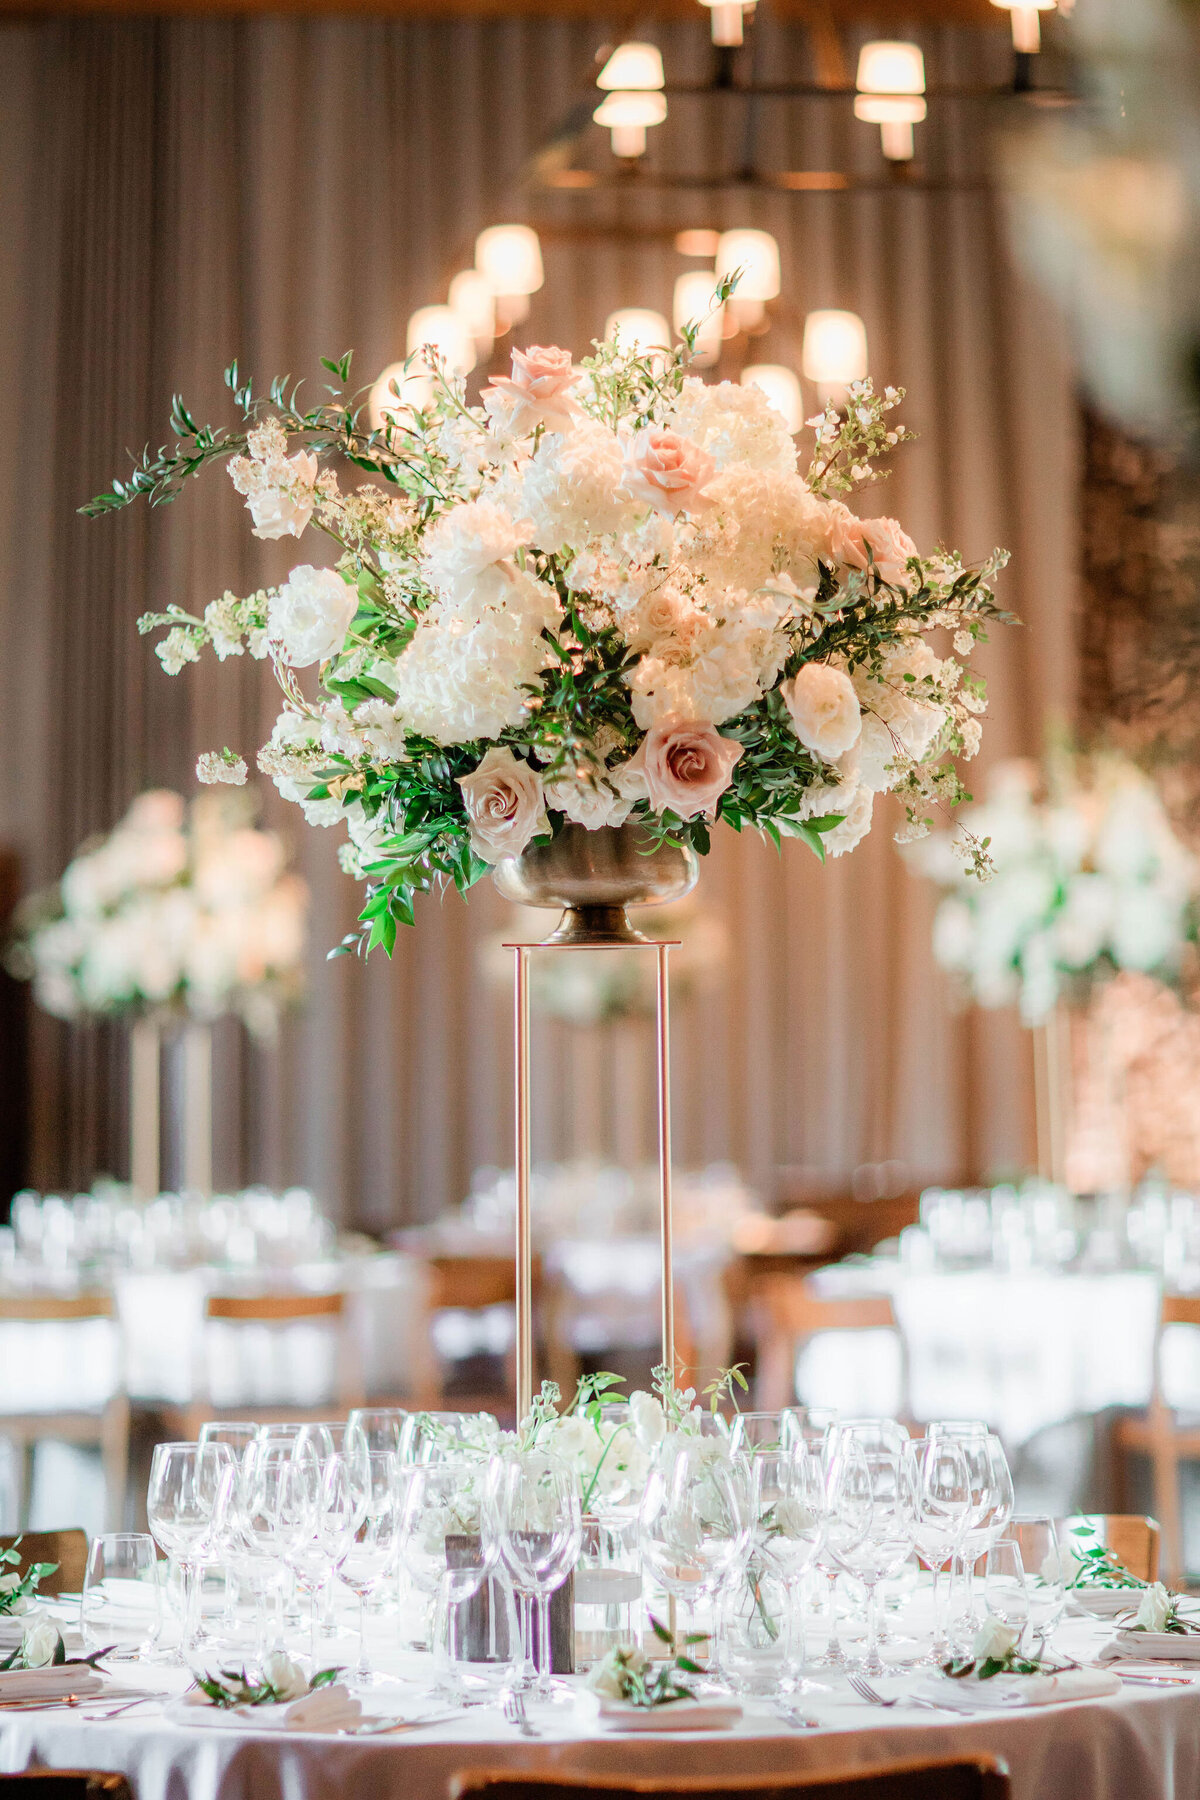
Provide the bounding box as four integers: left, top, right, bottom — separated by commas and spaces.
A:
492, 821, 699, 945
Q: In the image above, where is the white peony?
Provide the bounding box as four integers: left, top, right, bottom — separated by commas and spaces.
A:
244, 450, 319, 540
787, 776, 874, 858
269, 566, 357, 667
781, 662, 862, 761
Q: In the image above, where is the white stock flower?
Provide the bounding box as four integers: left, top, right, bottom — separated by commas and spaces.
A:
269, 566, 357, 667
973, 1615, 1020, 1663
263, 1651, 309, 1700
1136, 1582, 1173, 1632
781, 663, 862, 761
196, 750, 248, 787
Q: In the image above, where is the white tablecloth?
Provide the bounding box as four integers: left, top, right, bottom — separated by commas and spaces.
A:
802, 1265, 1167, 1444
0, 1617, 1196, 1800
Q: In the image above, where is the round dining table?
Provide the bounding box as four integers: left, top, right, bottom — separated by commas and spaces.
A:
1, 1614, 1197, 1800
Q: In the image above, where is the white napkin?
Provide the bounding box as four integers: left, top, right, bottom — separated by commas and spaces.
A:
172, 1683, 363, 1734
1100, 1630, 1200, 1663
582, 1693, 742, 1732
0, 1668, 106, 1702
1067, 1591, 1141, 1620
921, 1668, 1122, 1711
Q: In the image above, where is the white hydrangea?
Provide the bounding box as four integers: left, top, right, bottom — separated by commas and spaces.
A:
521, 418, 635, 550
543, 769, 634, 830
625, 587, 791, 727
420, 500, 529, 609
683, 466, 833, 592
667, 377, 798, 474
391, 569, 560, 746
851, 638, 950, 790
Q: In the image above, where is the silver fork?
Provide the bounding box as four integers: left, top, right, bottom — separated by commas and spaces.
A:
503, 1690, 539, 1737
849, 1673, 959, 1714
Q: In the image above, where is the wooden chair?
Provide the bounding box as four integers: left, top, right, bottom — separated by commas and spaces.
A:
168, 1289, 364, 1439
0, 1294, 129, 1530
450, 1754, 1011, 1800
0, 1529, 88, 1596
1114, 1293, 1200, 1583
751, 1274, 908, 1417
0, 1775, 134, 1800
1059, 1513, 1160, 1584
426, 1254, 544, 1414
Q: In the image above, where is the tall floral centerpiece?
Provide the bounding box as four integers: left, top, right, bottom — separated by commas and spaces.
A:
86, 315, 1010, 952
9, 789, 307, 1195
913, 754, 1199, 1187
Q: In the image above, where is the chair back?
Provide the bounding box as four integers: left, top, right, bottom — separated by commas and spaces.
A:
1061, 1513, 1160, 1583
1149, 1292, 1200, 1415
754, 1275, 906, 1412
202, 1289, 362, 1412
0, 1294, 113, 1323
0, 1530, 88, 1597
450, 1753, 1011, 1800
205, 1292, 345, 1323
0, 1775, 133, 1800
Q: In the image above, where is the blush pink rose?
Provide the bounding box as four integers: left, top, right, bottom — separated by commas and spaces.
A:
829, 504, 918, 589
482, 345, 581, 434
624, 429, 716, 519
628, 716, 744, 821
457, 746, 549, 863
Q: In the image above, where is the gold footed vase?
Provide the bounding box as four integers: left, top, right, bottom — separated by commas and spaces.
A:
492, 821, 698, 945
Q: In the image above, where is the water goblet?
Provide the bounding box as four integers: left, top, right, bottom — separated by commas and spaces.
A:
403, 1411, 498, 1466
905, 1436, 971, 1664
727, 1411, 805, 1459
825, 1440, 917, 1677
638, 1435, 750, 1668
984, 1538, 1030, 1646
744, 1447, 825, 1693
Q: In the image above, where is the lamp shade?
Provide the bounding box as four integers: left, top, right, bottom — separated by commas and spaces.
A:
854, 94, 927, 125
448, 269, 495, 343
596, 41, 665, 90
856, 40, 926, 94
741, 364, 803, 433
406, 305, 475, 376
673, 271, 724, 356
802, 310, 869, 387
604, 308, 672, 352
593, 91, 668, 129
368, 363, 435, 431
715, 228, 781, 302
475, 224, 544, 298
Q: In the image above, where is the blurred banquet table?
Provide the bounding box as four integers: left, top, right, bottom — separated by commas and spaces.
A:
0, 1615, 1198, 1800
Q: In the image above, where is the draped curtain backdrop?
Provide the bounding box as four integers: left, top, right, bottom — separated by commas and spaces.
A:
0, 12, 1076, 1226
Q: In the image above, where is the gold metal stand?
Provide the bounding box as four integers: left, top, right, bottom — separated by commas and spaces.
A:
507, 933, 679, 1420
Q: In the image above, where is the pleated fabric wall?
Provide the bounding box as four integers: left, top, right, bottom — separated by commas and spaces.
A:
0, 11, 1077, 1224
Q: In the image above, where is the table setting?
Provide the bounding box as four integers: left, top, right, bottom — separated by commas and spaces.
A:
1, 1395, 1199, 1800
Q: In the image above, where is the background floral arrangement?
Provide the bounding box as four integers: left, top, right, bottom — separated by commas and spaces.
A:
89, 301, 1010, 953
8, 789, 308, 1035
913, 753, 1198, 1023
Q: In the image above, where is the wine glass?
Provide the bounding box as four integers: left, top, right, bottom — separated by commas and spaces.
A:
825, 1441, 917, 1677
750, 1447, 825, 1693
927, 1422, 999, 1643
638, 1436, 750, 1666
237, 1441, 296, 1663
984, 1539, 1030, 1645
728, 1411, 806, 1459
196, 1424, 258, 1634
485, 1449, 583, 1700
401, 1460, 496, 1700
346, 1408, 408, 1480
1010, 1516, 1066, 1654
275, 1443, 329, 1670
336, 1449, 400, 1688
905, 1436, 971, 1663
146, 1441, 232, 1663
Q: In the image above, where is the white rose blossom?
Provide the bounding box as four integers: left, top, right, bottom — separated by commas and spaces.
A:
1135, 1582, 1174, 1632
269, 565, 357, 667
972, 1615, 1021, 1663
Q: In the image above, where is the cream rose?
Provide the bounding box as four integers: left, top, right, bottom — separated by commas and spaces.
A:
830, 504, 918, 589
457, 746, 549, 863
483, 345, 581, 434
263, 1650, 309, 1701
1136, 1582, 1173, 1632
781, 663, 862, 761
972, 1615, 1020, 1663
20, 1615, 60, 1669
628, 716, 744, 821
624, 429, 716, 519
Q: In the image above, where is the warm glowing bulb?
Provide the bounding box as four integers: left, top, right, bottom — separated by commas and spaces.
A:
714, 228, 781, 302
406, 304, 474, 376
741, 364, 803, 433
596, 41, 665, 90
855, 41, 926, 160
605, 308, 672, 353
991, 0, 1056, 51
802, 309, 869, 404
448, 269, 495, 350
675, 228, 721, 258
368, 363, 435, 432
593, 90, 668, 157
475, 224, 544, 298
698, 0, 747, 46
673, 272, 724, 362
